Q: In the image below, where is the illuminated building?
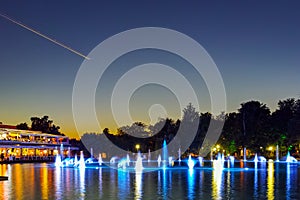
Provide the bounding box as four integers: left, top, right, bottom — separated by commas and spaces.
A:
0, 124, 77, 162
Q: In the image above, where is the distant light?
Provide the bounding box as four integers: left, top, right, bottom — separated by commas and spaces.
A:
268, 146, 273, 151
216, 145, 220, 149
135, 144, 140, 150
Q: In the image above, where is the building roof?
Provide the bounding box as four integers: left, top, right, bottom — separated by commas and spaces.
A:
0, 124, 67, 138
0, 124, 17, 129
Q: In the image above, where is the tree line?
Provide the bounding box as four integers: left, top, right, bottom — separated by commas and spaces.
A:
82, 98, 300, 158
16, 115, 64, 136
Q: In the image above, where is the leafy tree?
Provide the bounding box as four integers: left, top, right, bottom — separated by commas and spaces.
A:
16, 122, 29, 130
30, 115, 63, 135
271, 98, 300, 150
218, 112, 242, 154
119, 122, 149, 138
238, 101, 271, 152
272, 98, 297, 133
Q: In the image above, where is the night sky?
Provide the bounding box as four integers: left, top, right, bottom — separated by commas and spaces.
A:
0, 1, 299, 138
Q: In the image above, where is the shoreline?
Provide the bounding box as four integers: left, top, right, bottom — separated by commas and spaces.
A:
0, 157, 55, 164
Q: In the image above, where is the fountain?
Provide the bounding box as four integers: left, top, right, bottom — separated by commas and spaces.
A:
60, 144, 64, 159
178, 148, 182, 164
78, 151, 85, 169
74, 154, 78, 166
90, 148, 93, 158
118, 158, 127, 169
276, 145, 279, 162
162, 140, 168, 169
243, 147, 247, 161
126, 154, 130, 166
198, 156, 203, 166
221, 153, 225, 163
253, 154, 258, 163
147, 149, 151, 163
98, 153, 103, 166
187, 155, 195, 170
157, 155, 162, 167
55, 154, 62, 167
258, 156, 266, 162
229, 156, 235, 163
213, 153, 224, 170
168, 157, 173, 166
110, 156, 118, 164
286, 152, 297, 163
55, 132, 299, 173
68, 147, 71, 158
135, 152, 143, 172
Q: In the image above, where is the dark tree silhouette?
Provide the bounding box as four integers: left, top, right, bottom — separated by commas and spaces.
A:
238, 101, 271, 152
30, 115, 63, 135
16, 122, 29, 130
78, 98, 300, 159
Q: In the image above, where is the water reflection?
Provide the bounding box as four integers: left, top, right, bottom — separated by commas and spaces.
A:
135, 172, 143, 200
162, 169, 167, 199
187, 169, 195, 199
118, 170, 129, 199
0, 164, 8, 175
212, 161, 223, 200
0, 163, 299, 199
267, 162, 274, 200
99, 168, 103, 199
0, 164, 9, 199
199, 170, 204, 199
157, 170, 161, 196
79, 167, 86, 199
55, 165, 63, 199
254, 164, 258, 198
260, 162, 267, 199
41, 164, 49, 199
226, 170, 231, 198
286, 163, 290, 200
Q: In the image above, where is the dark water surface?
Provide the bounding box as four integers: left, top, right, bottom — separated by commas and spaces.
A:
0, 162, 299, 199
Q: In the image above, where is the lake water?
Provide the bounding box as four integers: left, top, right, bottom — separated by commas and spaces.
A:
0, 162, 299, 199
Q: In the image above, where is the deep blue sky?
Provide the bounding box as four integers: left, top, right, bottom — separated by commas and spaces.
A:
0, 1, 299, 137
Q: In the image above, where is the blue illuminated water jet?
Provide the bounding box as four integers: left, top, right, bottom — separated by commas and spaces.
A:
78, 151, 85, 169
198, 156, 203, 166
126, 154, 130, 166
286, 151, 297, 163
253, 153, 258, 163
187, 155, 195, 170
98, 153, 103, 166
55, 154, 62, 167
162, 140, 168, 169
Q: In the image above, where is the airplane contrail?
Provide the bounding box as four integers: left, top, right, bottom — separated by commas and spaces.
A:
0, 12, 90, 60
